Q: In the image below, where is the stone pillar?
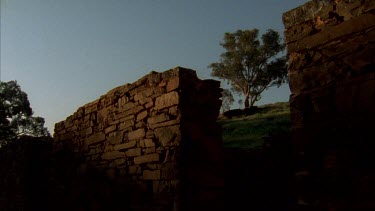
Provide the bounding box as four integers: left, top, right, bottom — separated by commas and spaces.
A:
53, 67, 223, 210
283, 1, 375, 210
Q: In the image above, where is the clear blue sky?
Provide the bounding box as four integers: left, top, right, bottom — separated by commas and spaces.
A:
1, 0, 309, 133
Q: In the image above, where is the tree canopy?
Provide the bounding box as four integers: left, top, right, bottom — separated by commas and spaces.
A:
209, 29, 288, 108
221, 89, 234, 113
0, 81, 50, 142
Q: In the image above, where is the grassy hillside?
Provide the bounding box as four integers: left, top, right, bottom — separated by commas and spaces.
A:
218, 102, 291, 149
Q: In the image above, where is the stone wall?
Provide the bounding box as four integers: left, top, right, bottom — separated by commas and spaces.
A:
53, 67, 224, 210
283, 0, 375, 210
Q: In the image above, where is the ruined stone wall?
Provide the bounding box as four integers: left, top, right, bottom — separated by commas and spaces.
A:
53, 67, 223, 210
283, 0, 375, 210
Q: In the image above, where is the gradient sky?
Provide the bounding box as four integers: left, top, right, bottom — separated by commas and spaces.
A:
0, 0, 309, 133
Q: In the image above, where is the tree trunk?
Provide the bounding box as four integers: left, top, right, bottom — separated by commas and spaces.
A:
250, 97, 256, 108
244, 94, 250, 108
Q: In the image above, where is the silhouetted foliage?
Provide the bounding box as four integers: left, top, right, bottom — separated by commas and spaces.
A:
238, 99, 243, 109
209, 29, 288, 108
0, 81, 50, 143
221, 89, 234, 113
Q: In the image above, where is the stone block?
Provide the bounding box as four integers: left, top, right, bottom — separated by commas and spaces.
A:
123, 105, 143, 117
166, 77, 179, 92
155, 91, 179, 110
134, 153, 160, 164
154, 125, 180, 147
97, 108, 108, 120
284, 22, 314, 44
80, 127, 93, 138
145, 101, 154, 108
143, 170, 161, 180
336, 0, 374, 21
158, 80, 167, 87
84, 114, 91, 122
168, 106, 179, 116
125, 148, 142, 157
114, 140, 137, 151
55, 121, 65, 129
149, 119, 179, 130
64, 116, 74, 128
105, 144, 114, 152
119, 119, 135, 130
104, 124, 117, 134
102, 151, 124, 160
84, 100, 99, 113
287, 13, 375, 52
136, 110, 148, 122
117, 113, 134, 121
135, 121, 146, 129
87, 132, 106, 145
134, 88, 154, 101
66, 125, 78, 132
138, 96, 152, 105
128, 128, 145, 140
147, 113, 169, 125
107, 131, 123, 145
282, 0, 333, 29
152, 86, 166, 97
85, 105, 97, 116
144, 147, 156, 154
146, 130, 155, 139
113, 158, 126, 166
73, 107, 85, 119
147, 71, 162, 85
118, 96, 128, 107
321, 28, 375, 59
110, 120, 120, 127
144, 139, 155, 148
122, 102, 138, 111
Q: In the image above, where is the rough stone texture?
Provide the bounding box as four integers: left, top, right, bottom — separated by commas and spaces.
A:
284, 1, 375, 210
53, 67, 224, 211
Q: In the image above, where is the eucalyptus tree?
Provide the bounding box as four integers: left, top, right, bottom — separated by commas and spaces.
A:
209, 29, 287, 108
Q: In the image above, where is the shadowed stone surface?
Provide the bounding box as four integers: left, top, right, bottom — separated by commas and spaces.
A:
52, 67, 224, 211
284, 1, 375, 210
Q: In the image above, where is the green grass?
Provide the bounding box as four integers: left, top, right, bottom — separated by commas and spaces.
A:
218, 102, 291, 149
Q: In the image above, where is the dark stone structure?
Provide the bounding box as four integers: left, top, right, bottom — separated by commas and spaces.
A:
2, 1, 375, 209
53, 67, 224, 211
0, 67, 223, 211
283, 0, 375, 210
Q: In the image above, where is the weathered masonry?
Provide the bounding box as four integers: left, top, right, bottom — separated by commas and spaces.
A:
284, 0, 375, 210
54, 67, 224, 210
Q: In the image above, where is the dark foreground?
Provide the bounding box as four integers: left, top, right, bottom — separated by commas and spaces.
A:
224, 134, 294, 211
